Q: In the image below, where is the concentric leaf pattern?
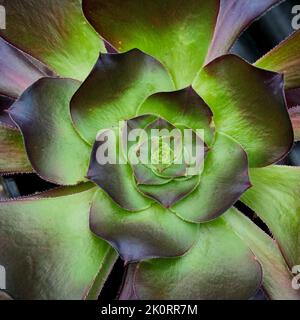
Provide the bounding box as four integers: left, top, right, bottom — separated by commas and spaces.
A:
0, 0, 298, 301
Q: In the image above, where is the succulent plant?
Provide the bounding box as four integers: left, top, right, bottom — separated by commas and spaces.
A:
0, 0, 300, 300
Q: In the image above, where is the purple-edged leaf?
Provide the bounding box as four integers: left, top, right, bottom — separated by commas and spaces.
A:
172, 132, 250, 223
194, 54, 293, 167
241, 166, 300, 269
289, 107, 300, 141
224, 208, 300, 300
0, 183, 118, 300
9, 78, 91, 185
82, 0, 219, 88
90, 190, 198, 262
0, 0, 105, 81
0, 123, 32, 174
0, 37, 46, 98
133, 164, 172, 186
87, 133, 152, 211
206, 0, 282, 63
137, 87, 214, 145
121, 217, 262, 300
255, 29, 300, 89
285, 88, 300, 108
138, 175, 200, 209
71, 50, 174, 144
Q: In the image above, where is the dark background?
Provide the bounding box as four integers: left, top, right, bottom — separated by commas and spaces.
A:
1, 0, 299, 300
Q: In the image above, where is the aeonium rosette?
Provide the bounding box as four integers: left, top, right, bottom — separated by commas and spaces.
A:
0, 0, 300, 300
6, 46, 292, 299
61, 49, 251, 261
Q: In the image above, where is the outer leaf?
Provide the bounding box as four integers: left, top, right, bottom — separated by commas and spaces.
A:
137, 87, 214, 145
194, 54, 293, 167
9, 78, 91, 185
241, 166, 300, 269
206, 0, 282, 63
224, 208, 300, 300
0, 0, 105, 81
71, 50, 174, 144
172, 132, 250, 223
0, 184, 117, 300
122, 217, 262, 300
90, 190, 198, 262
255, 30, 300, 89
84, 247, 119, 300
0, 37, 46, 98
289, 107, 300, 141
82, 0, 219, 89
0, 123, 32, 174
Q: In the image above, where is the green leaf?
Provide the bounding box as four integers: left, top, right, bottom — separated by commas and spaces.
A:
172, 132, 250, 223
0, 123, 32, 174
121, 217, 262, 300
82, 0, 219, 89
224, 208, 300, 300
90, 189, 198, 262
0, 0, 105, 81
194, 54, 293, 167
71, 50, 174, 144
136, 87, 214, 145
0, 183, 117, 300
9, 78, 91, 185
0, 37, 46, 98
255, 30, 300, 89
241, 165, 300, 268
